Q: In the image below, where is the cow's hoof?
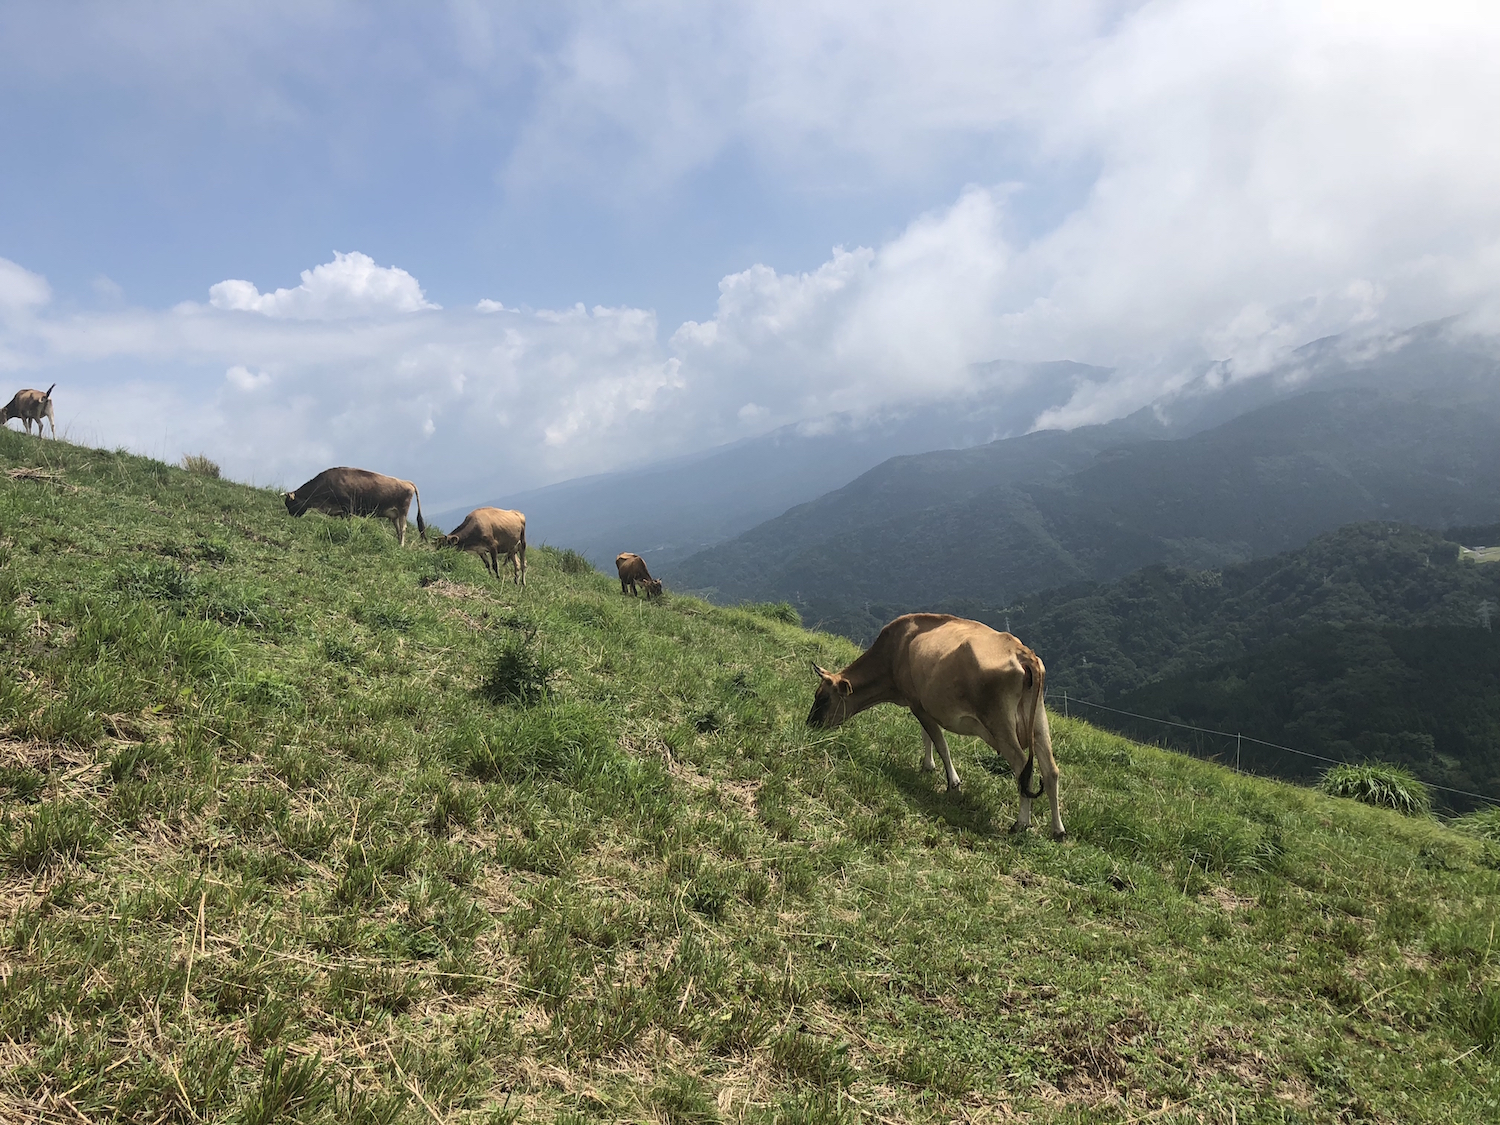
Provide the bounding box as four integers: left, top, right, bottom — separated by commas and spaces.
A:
1052, 829, 1069, 842
1008, 820, 1029, 835
920, 761, 936, 774
946, 780, 962, 794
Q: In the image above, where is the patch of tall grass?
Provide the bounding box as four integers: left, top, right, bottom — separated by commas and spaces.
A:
1318, 762, 1432, 816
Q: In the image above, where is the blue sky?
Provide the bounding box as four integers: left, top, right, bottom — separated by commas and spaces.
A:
1, 2, 1498, 506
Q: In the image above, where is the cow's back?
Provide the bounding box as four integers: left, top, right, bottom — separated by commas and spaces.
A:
888, 615, 1033, 701
461, 507, 524, 551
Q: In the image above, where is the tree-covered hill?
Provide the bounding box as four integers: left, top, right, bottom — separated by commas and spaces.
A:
914, 523, 1500, 809
2, 429, 1499, 1122
1110, 623, 1500, 811
671, 385, 1500, 635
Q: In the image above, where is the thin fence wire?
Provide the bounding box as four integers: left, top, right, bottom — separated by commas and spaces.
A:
1060, 691, 1500, 809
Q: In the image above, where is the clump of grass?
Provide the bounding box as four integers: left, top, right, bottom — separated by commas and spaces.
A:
554, 548, 592, 575
648, 1071, 720, 1125
746, 601, 801, 626
3, 801, 105, 871
480, 634, 554, 705
1318, 762, 1432, 816
238, 1048, 330, 1125
1452, 806, 1500, 840
181, 453, 221, 478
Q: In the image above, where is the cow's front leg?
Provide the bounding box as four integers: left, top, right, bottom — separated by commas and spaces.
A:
915, 713, 960, 792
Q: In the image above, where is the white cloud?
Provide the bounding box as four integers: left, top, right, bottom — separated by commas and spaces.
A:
209, 251, 438, 319
6, 3, 1500, 506
225, 364, 272, 391
0, 257, 51, 316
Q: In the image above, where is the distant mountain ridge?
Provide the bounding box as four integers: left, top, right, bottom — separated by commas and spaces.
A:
669, 326, 1500, 637
432, 360, 1117, 569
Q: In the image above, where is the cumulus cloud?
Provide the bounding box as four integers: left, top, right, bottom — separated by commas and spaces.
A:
209, 251, 437, 319
0, 257, 51, 317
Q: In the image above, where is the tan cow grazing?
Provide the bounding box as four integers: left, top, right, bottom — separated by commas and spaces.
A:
283, 466, 426, 545
440, 507, 527, 585
615, 552, 662, 598
1, 384, 56, 438
807, 613, 1065, 838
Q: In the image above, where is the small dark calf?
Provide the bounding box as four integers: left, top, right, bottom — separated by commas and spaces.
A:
615, 552, 663, 598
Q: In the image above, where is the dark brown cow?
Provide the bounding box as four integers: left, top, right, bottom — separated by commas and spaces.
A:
440, 507, 526, 584
1, 384, 56, 438
807, 613, 1064, 837
615, 552, 662, 598
283, 467, 426, 545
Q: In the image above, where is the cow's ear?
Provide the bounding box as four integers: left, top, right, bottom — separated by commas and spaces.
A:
836, 677, 854, 697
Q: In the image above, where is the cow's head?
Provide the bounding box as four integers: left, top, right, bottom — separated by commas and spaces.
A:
283, 490, 307, 517
806, 662, 855, 728
643, 577, 664, 599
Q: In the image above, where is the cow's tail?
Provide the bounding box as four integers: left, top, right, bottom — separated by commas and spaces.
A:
42, 384, 56, 401
412, 485, 426, 540
1015, 650, 1045, 800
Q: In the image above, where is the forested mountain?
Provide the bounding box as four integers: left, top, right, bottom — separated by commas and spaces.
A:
672, 376, 1500, 636
1111, 623, 1500, 811
928, 523, 1500, 809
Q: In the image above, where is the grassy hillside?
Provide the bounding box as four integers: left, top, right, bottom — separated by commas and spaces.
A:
2, 430, 1499, 1124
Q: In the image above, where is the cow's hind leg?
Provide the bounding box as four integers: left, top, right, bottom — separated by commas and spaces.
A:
978, 717, 1037, 833
914, 711, 961, 792
1031, 705, 1065, 838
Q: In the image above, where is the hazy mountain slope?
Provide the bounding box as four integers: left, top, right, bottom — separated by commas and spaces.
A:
434, 361, 1115, 568
673, 381, 1500, 635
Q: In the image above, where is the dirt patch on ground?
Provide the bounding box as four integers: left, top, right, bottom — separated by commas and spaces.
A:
1048, 1009, 1155, 1096
421, 578, 484, 599
1211, 884, 1254, 913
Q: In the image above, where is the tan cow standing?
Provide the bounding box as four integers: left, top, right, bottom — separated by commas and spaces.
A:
615, 552, 662, 598
440, 507, 527, 585
807, 613, 1065, 838
283, 467, 426, 545
1, 384, 56, 438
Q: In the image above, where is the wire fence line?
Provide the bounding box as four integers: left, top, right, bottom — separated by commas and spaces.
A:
1059, 691, 1500, 809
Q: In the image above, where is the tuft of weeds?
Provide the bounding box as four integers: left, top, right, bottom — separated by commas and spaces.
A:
649, 1071, 720, 1125
479, 633, 554, 705
238, 1048, 330, 1125
553, 548, 593, 575
745, 600, 801, 626
3, 801, 105, 871
181, 452, 221, 478
1319, 762, 1432, 817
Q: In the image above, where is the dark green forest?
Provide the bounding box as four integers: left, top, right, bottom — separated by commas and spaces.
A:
845, 523, 1500, 808
1108, 625, 1500, 811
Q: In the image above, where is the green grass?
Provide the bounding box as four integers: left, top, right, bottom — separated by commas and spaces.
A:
1318, 763, 1432, 817
2, 428, 1499, 1123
